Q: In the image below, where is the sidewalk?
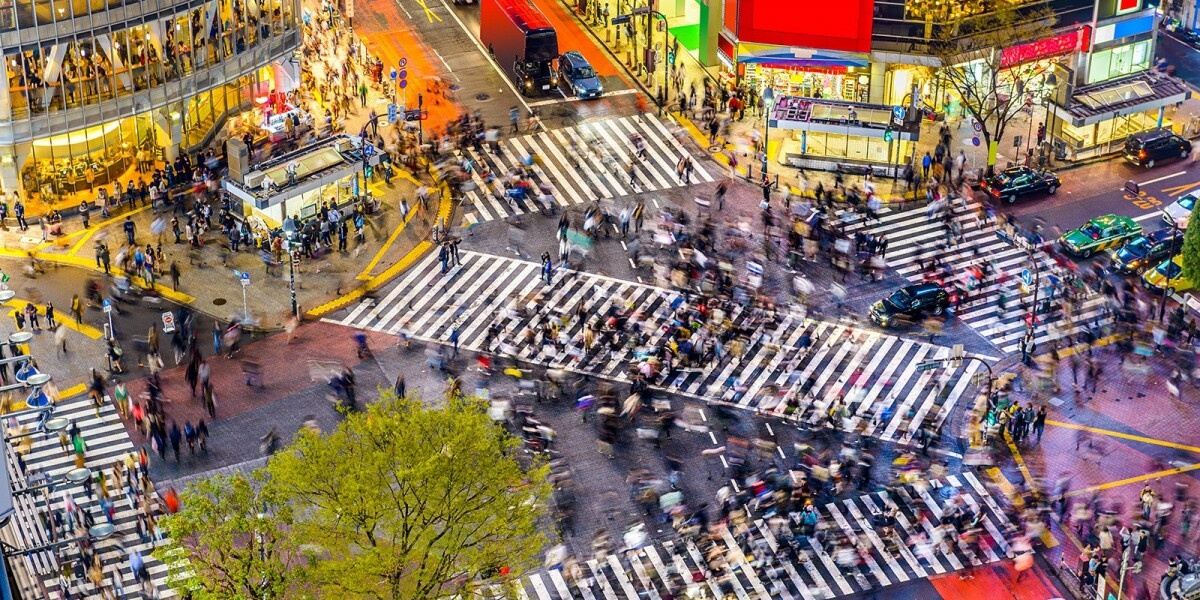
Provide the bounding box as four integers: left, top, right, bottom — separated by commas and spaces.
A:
992, 335, 1200, 599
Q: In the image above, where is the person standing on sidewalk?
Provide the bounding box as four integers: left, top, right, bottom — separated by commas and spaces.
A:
123, 216, 136, 245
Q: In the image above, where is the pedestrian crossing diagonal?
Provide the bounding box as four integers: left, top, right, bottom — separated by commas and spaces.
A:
841, 200, 1108, 354
330, 250, 985, 444
3, 394, 179, 598
508, 472, 1017, 600
455, 115, 715, 225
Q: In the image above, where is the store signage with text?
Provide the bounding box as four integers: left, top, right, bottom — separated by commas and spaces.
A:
1000, 29, 1087, 69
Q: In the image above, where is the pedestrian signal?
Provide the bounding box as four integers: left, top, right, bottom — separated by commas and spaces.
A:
883, 128, 893, 143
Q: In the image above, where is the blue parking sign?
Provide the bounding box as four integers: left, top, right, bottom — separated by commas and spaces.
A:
387, 103, 397, 123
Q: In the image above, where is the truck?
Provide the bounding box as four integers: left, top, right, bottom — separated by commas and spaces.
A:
480, 0, 559, 95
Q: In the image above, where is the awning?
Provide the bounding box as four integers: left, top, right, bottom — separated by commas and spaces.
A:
1050, 70, 1192, 127
736, 43, 870, 69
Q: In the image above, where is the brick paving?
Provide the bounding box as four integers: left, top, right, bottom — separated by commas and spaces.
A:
998, 340, 1200, 597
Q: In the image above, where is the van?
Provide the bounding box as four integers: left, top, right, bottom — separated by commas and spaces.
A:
1124, 129, 1192, 168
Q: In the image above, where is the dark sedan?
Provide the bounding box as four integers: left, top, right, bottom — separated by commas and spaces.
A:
1109, 228, 1180, 275
869, 282, 950, 327
980, 166, 1061, 204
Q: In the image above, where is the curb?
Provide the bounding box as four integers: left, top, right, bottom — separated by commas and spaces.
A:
305, 182, 454, 319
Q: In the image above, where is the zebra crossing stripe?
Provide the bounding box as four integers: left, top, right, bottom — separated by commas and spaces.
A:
329, 251, 989, 445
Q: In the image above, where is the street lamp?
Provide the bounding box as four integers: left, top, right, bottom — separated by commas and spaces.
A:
614, 7, 668, 112
1159, 211, 1182, 322
762, 87, 775, 178
282, 218, 299, 318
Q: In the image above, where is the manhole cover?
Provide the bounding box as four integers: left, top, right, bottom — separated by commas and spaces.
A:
475, 93, 491, 101
449, 84, 461, 91
213, 298, 227, 306
708, 146, 722, 153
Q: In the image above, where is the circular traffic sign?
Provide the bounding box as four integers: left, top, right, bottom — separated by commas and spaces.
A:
972, 136, 980, 146
399, 80, 408, 89
399, 70, 408, 80
399, 58, 407, 68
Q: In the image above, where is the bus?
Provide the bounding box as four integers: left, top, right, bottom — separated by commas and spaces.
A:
480, 0, 559, 95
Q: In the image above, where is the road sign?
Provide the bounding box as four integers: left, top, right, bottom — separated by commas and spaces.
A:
892, 106, 905, 120
916, 361, 941, 372
389, 67, 397, 81
387, 103, 397, 123
972, 120, 983, 133
1021, 268, 1033, 286
240, 271, 250, 287
399, 57, 407, 68
972, 136, 980, 146
162, 311, 176, 334
102, 298, 112, 314
399, 79, 408, 89
952, 344, 964, 359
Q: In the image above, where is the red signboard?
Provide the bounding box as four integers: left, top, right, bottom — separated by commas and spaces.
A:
999, 29, 1085, 68
735, 0, 874, 53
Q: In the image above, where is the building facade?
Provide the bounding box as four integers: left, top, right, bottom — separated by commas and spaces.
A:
0, 0, 303, 206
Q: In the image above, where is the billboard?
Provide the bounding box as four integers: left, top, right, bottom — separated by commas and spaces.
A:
1096, 0, 1142, 20
735, 0, 875, 53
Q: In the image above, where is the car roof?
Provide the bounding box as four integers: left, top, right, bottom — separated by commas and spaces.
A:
1147, 228, 1179, 243
561, 51, 589, 67
1001, 166, 1031, 175
907, 282, 944, 294
1130, 128, 1178, 142
1087, 214, 1131, 227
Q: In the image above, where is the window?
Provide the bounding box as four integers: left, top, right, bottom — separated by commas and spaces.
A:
1087, 41, 1151, 84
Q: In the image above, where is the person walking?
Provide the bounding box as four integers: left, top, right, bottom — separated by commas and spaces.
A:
13, 200, 26, 231
393, 374, 406, 398
70, 294, 83, 324
1033, 405, 1047, 442
123, 216, 136, 245
541, 252, 553, 285
921, 152, 932, 179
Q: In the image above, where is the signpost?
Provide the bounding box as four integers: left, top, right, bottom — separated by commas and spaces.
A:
916, 361, 941, 372
234, 270, 250, 320
162, 311, 176, 334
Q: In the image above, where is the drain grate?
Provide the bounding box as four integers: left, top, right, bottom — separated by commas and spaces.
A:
213, 298, 227, 306
475, 93, 491, 101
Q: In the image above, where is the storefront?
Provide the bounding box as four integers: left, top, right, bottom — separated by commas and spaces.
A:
733, 44, 873, 102
769, 96, 919, 176
223, 134, 376, 229
14, 67, 285, 206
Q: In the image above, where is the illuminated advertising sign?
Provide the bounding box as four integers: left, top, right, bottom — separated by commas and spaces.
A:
736, 0, 875, 53
999, 28, 1088, 68
1097, 0, 1142, 20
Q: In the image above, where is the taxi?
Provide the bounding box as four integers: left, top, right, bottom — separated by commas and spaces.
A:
1142, 255, 1195, 295
1058, 214, 1143, 258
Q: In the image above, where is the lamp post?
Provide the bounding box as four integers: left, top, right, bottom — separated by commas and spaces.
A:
615, 7, 668, 112
282, 218, 299, 318
1159, 211, 1182, 322
762, 87, 775, 178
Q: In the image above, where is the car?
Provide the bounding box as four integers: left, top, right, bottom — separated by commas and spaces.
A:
1124, 129, 1192, 168
1163, 192, 1197, 230
1142, 255, 1195, 295
557, 51, 603, 99
1059, 214, 1143, 257
980, 166, 1061, 204
1109, 228, 1181, 274
869, 282, 950, 327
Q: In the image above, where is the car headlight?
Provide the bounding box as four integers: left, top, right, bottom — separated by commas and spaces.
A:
596, 83, 604, 93
575, 85, 585, 94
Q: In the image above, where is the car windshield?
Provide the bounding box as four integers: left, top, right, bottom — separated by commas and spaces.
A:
1159, 261, 1184, 279
1178, 195, 1197, 211
574, 66, 596, 78
1123, 238, 1149, 255
1081, 223, 1104, 239
887, 289, 913, 306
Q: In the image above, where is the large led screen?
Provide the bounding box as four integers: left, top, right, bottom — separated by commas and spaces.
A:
737, 0, 875, 53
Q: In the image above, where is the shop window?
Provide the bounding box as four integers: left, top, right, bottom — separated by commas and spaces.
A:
1087, 41, 1151, 84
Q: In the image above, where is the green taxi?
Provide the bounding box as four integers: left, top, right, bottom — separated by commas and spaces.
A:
1058, 214, 1143, 258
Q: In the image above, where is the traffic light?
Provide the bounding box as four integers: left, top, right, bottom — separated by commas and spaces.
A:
365, 165, 374, 178
883, 128, 893, 143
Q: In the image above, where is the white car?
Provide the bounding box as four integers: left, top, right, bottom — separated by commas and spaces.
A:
1164, 192, 1197, 229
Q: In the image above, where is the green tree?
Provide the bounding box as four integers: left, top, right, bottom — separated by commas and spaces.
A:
267, 393, 552, 599
932, 6, 1057, 176
1181, 211, 1200, 286
157, 470, 304, 600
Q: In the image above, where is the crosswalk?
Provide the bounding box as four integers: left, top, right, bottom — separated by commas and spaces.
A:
329, 250, 985, 444
511, 472, 1017, 600
2, 392, 177, 598
456, 114, 715, 225
842, 200, 1107, 354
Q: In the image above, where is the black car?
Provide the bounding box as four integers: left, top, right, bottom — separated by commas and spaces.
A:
980, 166, 1061, 204
1124, 129, 1192, 168
1110, 228, 1180, 275
869, 282, 950, 327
